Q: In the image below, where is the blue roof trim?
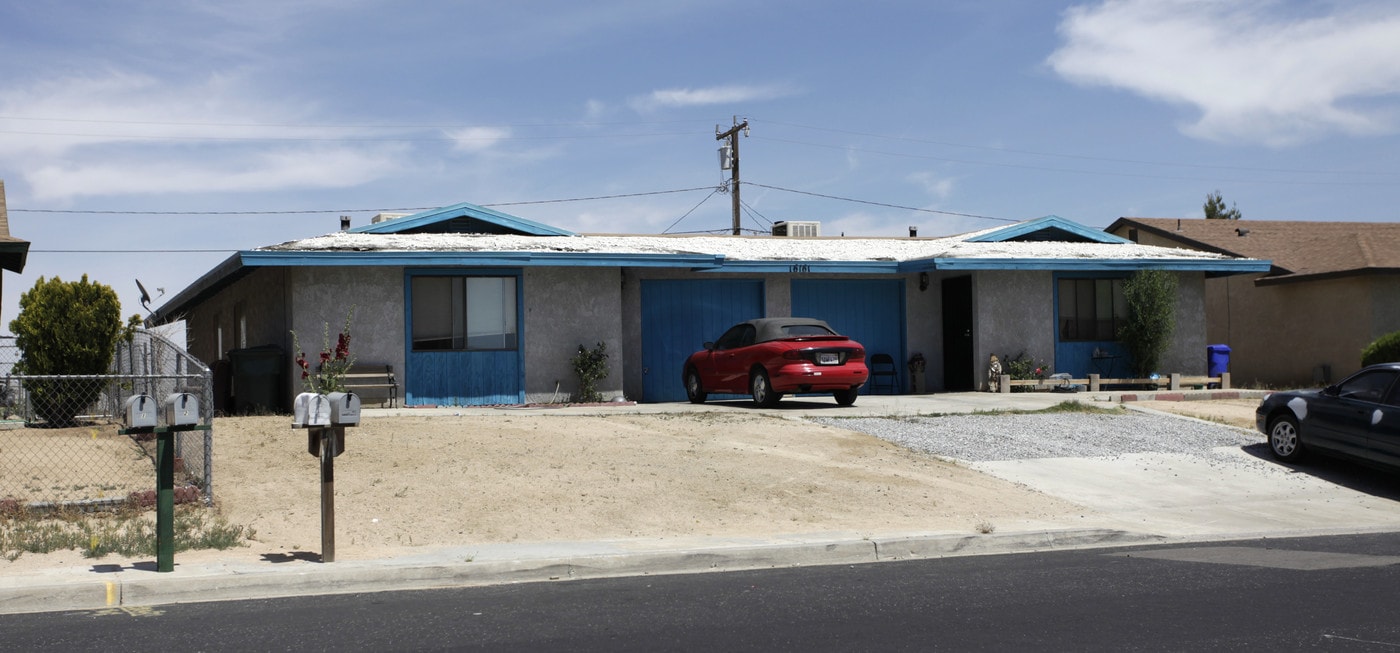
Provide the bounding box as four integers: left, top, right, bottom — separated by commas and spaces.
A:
927, 257, 1272, 273
240, 250, 720, 268
347, 202, 576, 236
966, 215, 1130, 244
697, 260, 900, 274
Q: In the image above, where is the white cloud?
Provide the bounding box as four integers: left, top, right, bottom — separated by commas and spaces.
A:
907, 171, 957, 201
24, 145, 403, 201
628, 83, 799, 113
446, 126, 512, 152
1047, 0, 1400, 146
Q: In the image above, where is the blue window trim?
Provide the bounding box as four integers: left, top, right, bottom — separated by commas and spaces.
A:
1053, 271, 1131, 378
403, 267, 525, 398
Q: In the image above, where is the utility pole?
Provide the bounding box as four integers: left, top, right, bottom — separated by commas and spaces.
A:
716, 117, 749, 235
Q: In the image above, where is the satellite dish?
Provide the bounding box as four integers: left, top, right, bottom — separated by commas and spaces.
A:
136, 279, 152, 312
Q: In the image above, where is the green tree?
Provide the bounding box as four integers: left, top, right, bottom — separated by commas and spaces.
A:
1204, 190, 1242, 220
10, 275, 128, 426
1118, 269, 1178, 378
1362, 330, 1400, 368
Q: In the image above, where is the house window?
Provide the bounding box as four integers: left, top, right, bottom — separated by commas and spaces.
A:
411, 275, 517, 351
213, 311, 224, 358
235, 302, 248, 349
1058, 278, 1127, 341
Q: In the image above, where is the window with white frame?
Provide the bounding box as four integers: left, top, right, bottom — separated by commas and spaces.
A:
411, 275, 517, 351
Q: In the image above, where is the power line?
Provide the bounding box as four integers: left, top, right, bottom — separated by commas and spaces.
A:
662, 187, 723, 234
753, 118, 1400, 178
11, 187, 720, 215
751, 136, 1400, 187
746, 183, 1017, 223
0, 114, 710, 130
0, 128, 695, 143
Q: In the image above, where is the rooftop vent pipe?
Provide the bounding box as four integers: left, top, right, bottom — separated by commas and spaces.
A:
340, 215, 350, 231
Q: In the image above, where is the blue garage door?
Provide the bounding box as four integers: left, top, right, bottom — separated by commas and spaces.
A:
641, 279, 764, 402
792, 279, 906, 394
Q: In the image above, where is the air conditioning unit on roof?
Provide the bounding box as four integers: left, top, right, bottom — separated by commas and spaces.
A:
772, 221, 820, 237
371, 212, 410, 224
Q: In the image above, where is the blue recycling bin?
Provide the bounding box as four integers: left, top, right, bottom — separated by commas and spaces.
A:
1207, 344, 1231, 377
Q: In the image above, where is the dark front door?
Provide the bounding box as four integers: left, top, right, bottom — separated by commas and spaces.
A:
941, 276, 974, 391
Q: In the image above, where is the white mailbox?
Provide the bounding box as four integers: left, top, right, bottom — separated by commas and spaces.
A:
293, 392, 332, 428
326, 392, 361, 426
164, 393, 200, 426
124, 394, 158, 429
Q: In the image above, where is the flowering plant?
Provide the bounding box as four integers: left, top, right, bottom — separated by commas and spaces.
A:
291, 306, 356, 394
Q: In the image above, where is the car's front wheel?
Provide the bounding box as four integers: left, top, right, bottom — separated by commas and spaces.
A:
750, 368, 781, 407
833, 387, 859, 406
684, 368, 707, 404
1268, 414, 1305, 462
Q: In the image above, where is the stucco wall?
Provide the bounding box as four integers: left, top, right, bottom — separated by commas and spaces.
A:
974, 270, 1055, 387
288, 266, 405, 399
1162, 271, 1207, 375
522, 267, 623, 403
905, 271, 942, 392
181, 267, 289, 366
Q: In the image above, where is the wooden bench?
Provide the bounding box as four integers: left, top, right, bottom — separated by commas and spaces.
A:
342, 364, 398, 407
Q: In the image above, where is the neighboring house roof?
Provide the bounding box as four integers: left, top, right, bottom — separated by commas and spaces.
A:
150, 207, 1270, 324
0, 180, 30, 273
1107, 217, 1400, 285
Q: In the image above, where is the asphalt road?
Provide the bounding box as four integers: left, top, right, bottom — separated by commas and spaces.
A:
6, 532, 1400, 651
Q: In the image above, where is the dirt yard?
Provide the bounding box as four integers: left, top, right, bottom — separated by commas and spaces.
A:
3, 411, 1094, 572
2, 400, 1265, 573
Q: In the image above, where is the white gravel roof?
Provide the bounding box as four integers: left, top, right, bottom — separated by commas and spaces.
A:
261, 230, 1239, 262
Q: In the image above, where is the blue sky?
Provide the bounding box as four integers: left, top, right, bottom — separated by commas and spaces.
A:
2, 0, 1398, 330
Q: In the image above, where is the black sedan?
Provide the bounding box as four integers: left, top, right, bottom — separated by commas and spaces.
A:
1257, 362, 1400, 468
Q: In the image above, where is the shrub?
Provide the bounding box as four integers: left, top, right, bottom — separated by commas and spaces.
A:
1118, 269, 1177, 378
9, 275, 134, 427
1362, 330, 1400, 367
1002, 352, 1048, 392
571, 342, 609, 403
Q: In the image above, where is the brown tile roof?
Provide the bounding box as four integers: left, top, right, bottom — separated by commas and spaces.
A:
1110, 217, 1400, 282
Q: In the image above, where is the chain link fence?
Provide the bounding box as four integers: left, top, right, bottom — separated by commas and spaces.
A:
0, 330, 214, 514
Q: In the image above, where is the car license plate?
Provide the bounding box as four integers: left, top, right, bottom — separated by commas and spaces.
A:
818, 353, 840, 365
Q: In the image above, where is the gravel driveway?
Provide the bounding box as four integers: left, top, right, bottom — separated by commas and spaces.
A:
808, 413, 1259, 462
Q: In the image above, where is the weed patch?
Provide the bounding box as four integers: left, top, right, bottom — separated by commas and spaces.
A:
1, 506, 254, 561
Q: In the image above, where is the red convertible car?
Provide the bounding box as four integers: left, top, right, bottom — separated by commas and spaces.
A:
683, 317, 868, 407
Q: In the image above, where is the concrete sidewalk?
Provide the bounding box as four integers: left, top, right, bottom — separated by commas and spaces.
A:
9, 389, 1400, 616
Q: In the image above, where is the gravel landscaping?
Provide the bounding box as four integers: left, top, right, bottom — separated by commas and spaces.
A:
808, 412, 1259, 462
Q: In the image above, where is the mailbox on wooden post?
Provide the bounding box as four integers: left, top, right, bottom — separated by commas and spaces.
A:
292, 391, 360, 563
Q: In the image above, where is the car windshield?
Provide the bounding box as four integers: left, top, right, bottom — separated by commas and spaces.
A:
780, 325, 834, 337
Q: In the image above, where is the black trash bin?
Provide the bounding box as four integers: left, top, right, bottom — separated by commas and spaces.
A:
228, 345, 286, 414
1207, 344, 1231, 377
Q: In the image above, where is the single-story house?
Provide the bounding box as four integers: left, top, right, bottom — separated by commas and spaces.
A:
149, 204, 1270, 409
1108, 217, 1400, 388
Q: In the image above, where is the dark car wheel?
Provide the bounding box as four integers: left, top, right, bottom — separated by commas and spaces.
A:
750, 368, 781, 408
833, 387, 859, 406
684, 368, 708, 404
1268, 414, 1305, 462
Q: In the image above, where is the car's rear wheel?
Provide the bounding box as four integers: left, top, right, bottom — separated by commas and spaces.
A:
1268, 414, 1304, 462
833, 387, 859, 406
684, 368, 707, 404
750, 368, 781, 407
